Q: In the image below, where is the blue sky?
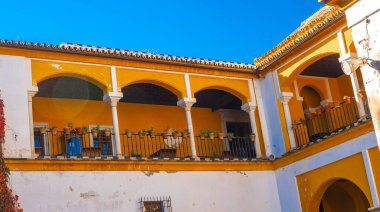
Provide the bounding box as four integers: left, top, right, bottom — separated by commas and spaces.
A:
0, 0, 322, 63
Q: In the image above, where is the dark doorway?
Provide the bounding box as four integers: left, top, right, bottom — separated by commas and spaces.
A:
226, 122, 255, 158
226, 122, 251, 137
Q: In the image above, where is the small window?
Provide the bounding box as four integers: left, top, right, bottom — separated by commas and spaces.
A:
139, 196, 172, 212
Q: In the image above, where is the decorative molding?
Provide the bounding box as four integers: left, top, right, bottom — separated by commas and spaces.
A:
241, 102, 256, 113
293, 79, 304, 101
177, 98, 197, 111
279, 92, 293, 103
103, 92, 123, 107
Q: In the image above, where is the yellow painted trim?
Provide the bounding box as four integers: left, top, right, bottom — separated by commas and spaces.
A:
273, 121, 374, 169
5, 160, 274, 172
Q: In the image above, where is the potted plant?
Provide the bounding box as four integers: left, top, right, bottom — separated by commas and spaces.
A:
249, 133, 256, 142
200, 129, 206, 140
51, 126, 58, 135
217, 132, 224, 140
343, 96, 351, 104
40, 127, 47, 134
92, 126, 100, 138
82, 126, 88, 135
182, 129, 190, 138
138, 129, 147, 138
292, 120, 298, 129
147, 127, 155, 138
300, 118, 307, 125
104, 128, 111, 137
125, 129, 132, 138
227, 133, 234, 141
172, 128, 180, 139
75, 127, 82, 134
208, 130, 215, 140
64, 123, 72, 134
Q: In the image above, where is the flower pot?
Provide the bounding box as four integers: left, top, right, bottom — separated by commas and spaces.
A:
182, 132, 189, 138
209, 132, 215, 140
64, 127, 71, 135
40, 127, 47, 134
249, 134, 256, 142
200, 135, 205, 140
92, 131, 98, 138
75, 127, 82, 134
51, 127, 58, 135
127, 132, 132, 138
104, 130, 111, 137
218, 133, 224, 140
138, 132, 145, 139
227, 134, 233, 141
149, 131, 155, 138
162, 132, 168, 139
173, 132, 179, 139
307, 113, 315, 119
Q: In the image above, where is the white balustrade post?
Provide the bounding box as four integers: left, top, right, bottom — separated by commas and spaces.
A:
177, 98, 197, 158
27, 87, 38, 158
279, 92, 297, 149
241, 102, 262, 158
103, 92, 123, 158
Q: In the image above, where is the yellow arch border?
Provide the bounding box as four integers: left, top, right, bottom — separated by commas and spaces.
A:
120, 79, 183, 100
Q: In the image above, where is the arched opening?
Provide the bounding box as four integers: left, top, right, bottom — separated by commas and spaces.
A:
291, 53, 364, 147
300, 86, 322, 110
319, 180, 370, 212
193, 89, 254, 159
36, 76, 104, 100
33, 76, 109, 157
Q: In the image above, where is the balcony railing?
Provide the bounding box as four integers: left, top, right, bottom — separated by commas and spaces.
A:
34, 131, 115, 158
34, 132, 256, 160
292, 98, 364, 147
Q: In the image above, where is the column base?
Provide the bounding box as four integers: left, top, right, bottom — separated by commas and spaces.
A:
369, 206, 380, 212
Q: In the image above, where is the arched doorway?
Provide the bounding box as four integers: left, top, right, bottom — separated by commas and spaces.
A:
319, 180, 370, 212
300, 86, 322, 110
193, 89, 255, 159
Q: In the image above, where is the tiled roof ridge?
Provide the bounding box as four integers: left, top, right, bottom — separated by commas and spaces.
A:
254, 6, 344, 70
0, 40, 256, 71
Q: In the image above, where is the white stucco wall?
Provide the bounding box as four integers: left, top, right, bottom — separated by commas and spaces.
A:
0, 55, 32, 158
257, 73, 286, 157
275, 131, 378, 212
10, 170, 281, 212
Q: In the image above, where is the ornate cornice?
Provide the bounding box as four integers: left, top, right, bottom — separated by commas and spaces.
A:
254, 6, 344, 70
0, 40, 256, 72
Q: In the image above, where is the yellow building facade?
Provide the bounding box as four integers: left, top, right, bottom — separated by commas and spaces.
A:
0, 3, 379, 211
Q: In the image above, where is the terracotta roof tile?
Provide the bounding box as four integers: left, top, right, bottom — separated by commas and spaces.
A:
254, 6, 344, 70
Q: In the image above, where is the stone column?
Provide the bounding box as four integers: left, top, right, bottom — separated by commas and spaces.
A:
27, 87, 38, 158
350, 70, 367, 119
177, 98, 197, 158
241, 102, 262, 158
279, 92, 297, 149
103, 92, 123, 157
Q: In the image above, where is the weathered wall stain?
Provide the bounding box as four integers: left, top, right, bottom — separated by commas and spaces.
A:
80, 190, 99, 199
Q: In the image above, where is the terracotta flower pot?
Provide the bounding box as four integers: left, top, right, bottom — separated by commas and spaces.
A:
75, 127, 82, 134
162, 132, 168, 139
92, 131, 98, 138
173, 132, 179, 139
40, 127, 47, 134
127, 132, 132, 138
64, 127, 71, 135
200, 135, 205, 140
249, 134, 256, 142
51, 127, 58, 135
209, 132, 215, 140
104, 130, 111, 137
149, 131, 155, 138
218, 133, 224, 140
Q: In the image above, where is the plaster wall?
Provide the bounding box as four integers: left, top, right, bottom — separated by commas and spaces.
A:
258, 73, 285, 157
275, 131, 378, 211
346, 0, 380, 148
0, 55, 32, 158
10, 170, 281, 212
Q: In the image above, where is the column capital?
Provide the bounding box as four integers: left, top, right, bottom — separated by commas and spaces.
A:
103, 92, 123, 106
27, 86, 39, 101
241, 102, 256, 112
279, 92, 293, 103
177, 98, 197, 111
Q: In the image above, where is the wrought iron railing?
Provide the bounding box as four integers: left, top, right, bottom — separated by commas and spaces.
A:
34, 131, 115, 158
292, 99, 362, 147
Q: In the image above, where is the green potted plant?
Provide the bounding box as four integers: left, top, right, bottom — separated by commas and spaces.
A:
147, 127, 155, 138
138, 129, 147, 138
208, 130, 216, 140
200, 129, 206, 140
104, 128, 111, 137
227, 133, 234, 141
64, 122, 72, 134
182, 129, 190, 138
82, 126, 88, 135
125, 129, 132, 138
172, 128, 180, 139
75, 127, 82, 134
92, 126, 100, 138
